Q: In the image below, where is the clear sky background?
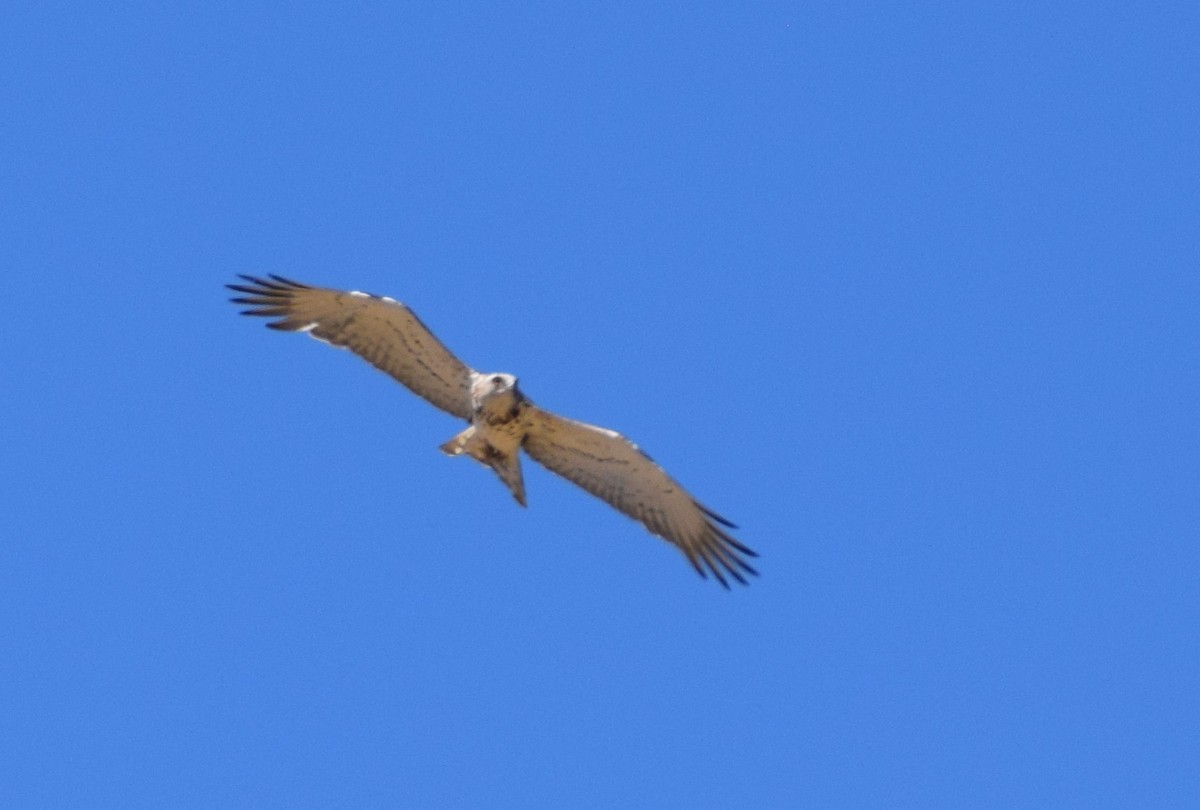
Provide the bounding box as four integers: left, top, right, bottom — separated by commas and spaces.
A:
2, 2, 1196, 807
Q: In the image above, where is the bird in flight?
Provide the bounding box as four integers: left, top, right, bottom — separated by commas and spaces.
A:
227, 275, 758, 587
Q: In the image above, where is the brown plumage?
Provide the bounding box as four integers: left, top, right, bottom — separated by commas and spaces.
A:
229, 274, 758, 587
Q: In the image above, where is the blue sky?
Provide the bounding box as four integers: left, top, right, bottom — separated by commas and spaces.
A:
2, 2, 1196, 806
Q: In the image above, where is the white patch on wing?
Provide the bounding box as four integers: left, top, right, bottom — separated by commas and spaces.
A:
349, 290, 369, 298
586, 424, 623, 440
381, 296, 398, 304
297, 322, 334, 346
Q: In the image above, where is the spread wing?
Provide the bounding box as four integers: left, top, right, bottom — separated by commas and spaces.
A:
228, 275, 476, 419
521, 406, 758, 587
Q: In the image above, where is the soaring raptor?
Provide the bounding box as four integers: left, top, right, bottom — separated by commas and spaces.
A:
227, 275, 758, 587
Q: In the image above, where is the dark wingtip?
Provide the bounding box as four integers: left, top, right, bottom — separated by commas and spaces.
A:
710, 522, 757, 559
694, 545, 731, 589
227, 285, 268, 296
268, 273, 309, 288
697, 502, 738, 529
227, 276, 306, 328
228, 274, 310, 293
716, 544, 758, 580
725, 537, 758, 558
701, 523, 759, 586
678, 522, 758, 588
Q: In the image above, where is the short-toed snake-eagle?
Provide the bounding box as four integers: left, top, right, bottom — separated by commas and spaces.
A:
228, 275, 758, 587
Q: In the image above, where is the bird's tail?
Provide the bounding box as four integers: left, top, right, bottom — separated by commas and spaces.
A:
440, 426, 527, 507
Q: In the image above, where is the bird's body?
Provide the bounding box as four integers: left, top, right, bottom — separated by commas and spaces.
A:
227, 275, 758, 587
440, 373, 532, 507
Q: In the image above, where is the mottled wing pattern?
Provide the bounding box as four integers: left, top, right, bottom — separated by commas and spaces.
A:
521, 406, 758, 587
228, 275, 476, 419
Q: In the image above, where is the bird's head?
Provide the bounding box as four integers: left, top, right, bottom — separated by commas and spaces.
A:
471, 372, 521, 411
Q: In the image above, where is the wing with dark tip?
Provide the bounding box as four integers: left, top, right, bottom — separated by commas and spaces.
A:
228, 275, 476, 419
521, 406, 758, 588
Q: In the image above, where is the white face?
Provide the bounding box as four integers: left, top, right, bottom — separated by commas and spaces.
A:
472, 372, 517, 400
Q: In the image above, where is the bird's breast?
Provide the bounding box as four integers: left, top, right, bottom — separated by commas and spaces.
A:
473, 411, 527, 455
470, 395, 528, 451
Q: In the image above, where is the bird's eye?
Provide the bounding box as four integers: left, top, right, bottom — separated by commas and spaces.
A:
492, 375, 505, 385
